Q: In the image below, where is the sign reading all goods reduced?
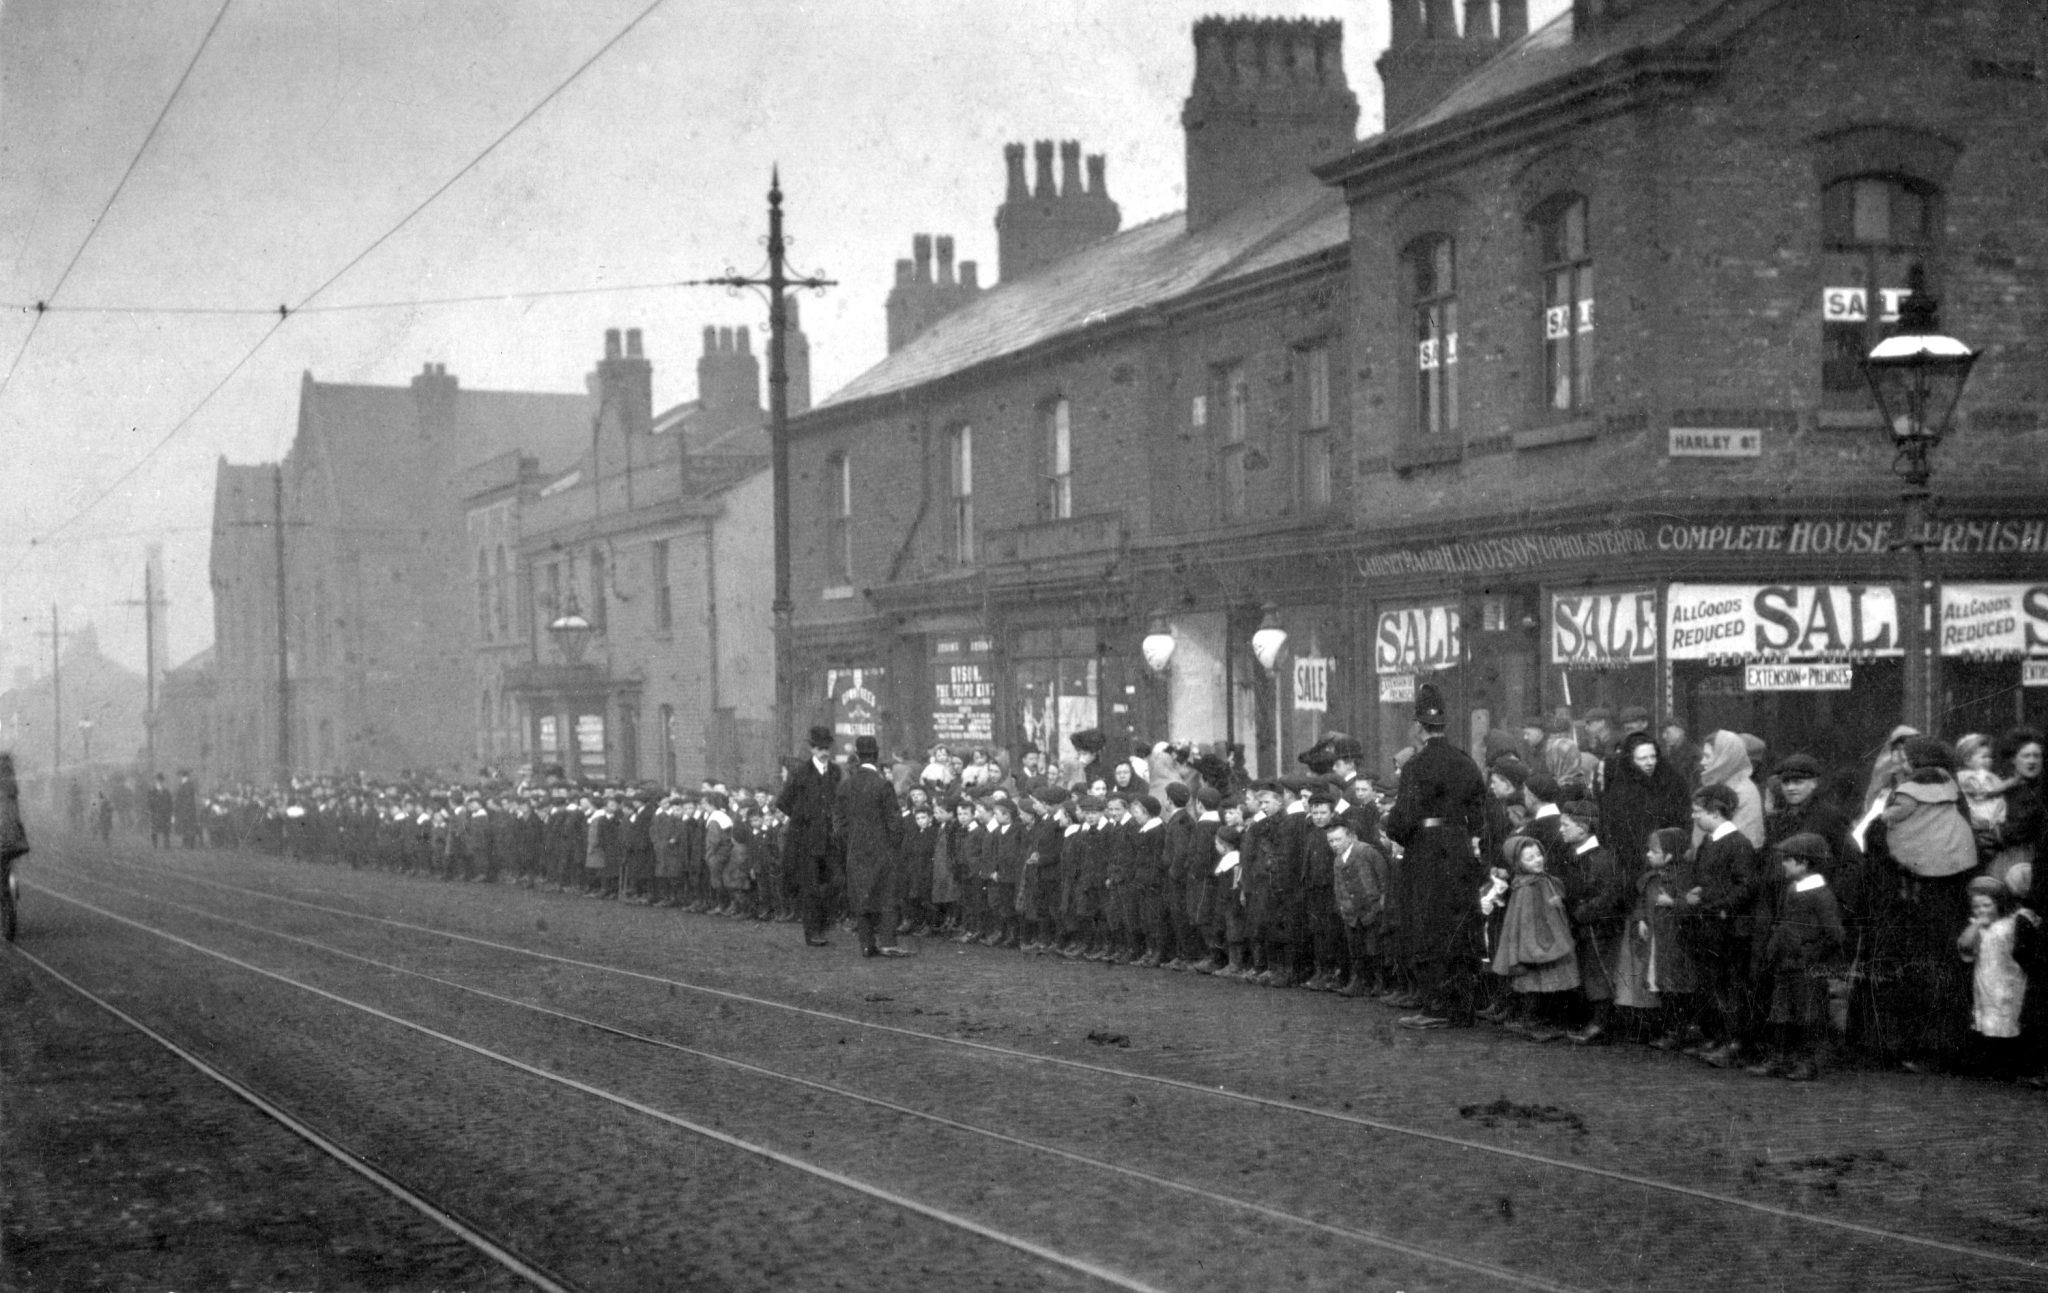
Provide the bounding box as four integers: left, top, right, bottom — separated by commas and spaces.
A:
1666, 584, 1900, 660
1938, 584, 2048, 656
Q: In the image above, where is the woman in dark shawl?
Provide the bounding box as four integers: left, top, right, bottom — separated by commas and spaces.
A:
1599, 731, 1691, 879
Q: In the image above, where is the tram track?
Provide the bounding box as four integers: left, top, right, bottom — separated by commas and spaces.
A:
29, 849, 2048, 1291
71, 846, 2048, 1285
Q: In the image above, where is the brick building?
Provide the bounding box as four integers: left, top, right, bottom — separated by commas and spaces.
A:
1317, 0, 2048, 772
211, 367, 591, 781
473, 321, 788, 789
786, 1, 2048, 778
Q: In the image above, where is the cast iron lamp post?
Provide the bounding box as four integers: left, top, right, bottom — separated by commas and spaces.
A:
1864, 294, 1978, 735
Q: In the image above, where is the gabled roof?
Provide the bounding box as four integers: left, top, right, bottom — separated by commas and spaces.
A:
813, 176, 1348, 415
1317, 0, 1760, 185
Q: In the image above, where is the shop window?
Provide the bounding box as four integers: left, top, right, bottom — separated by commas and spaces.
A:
1215, 362, 1249, 520
1040, 397, 1073, 520
1535, 196, 1594, 415
948, 424, 975, 564
652, 538, 673, 631
825, 452, 853, 587
1297, 342, 1333, 511
1404, 235, 1458, 437
1821, 174, 1939, 399
1015, 626, 1100, 766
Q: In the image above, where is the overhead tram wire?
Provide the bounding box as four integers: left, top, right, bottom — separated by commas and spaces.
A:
0, 0, 237, 403
3, 278, 705, 318
6, 0, 672, 576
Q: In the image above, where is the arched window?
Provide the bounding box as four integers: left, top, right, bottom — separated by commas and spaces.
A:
1405, 235, 1458, 436
1536, 196, 1594, 414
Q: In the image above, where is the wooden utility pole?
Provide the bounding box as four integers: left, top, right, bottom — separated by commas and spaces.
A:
121, 561, 168, 772
274, 464, 291, 786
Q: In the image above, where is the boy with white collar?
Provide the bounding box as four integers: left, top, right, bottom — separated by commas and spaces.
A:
1749, 833, 1844, 1082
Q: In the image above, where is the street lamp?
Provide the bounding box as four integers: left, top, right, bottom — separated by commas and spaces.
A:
1140, 616, 1177, 674
1864, 293, 1979, 734
547, 588, 595, 667
78, 718, 93, 767
1250, 605, 1288, 776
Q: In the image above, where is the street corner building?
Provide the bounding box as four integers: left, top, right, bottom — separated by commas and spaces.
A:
783, 0, 2048, 777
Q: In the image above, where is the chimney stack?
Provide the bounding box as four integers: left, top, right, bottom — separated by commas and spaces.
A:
1182, 18, 1358, 234
698, 320, 760, 418
1004, 142, 1028, 200
783, 295, 811, 416
886, 232, 986, 352
994, 139, 1121, 282
595, 324, 652, 442
1378, 0, 1503, 129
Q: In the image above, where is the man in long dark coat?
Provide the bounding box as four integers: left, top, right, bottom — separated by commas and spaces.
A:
147, 774, 174, 849
173, 771, 201, 848
1384, 682, 1490, 1029
835, 734, 907, 957
775, 725, 843, 947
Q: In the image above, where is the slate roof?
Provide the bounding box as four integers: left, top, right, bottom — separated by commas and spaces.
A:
1383, 0, 1749, 140
814, 176, 1349, 414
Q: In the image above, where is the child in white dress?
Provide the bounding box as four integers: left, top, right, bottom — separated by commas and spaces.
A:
1958, 874, 2030, 1078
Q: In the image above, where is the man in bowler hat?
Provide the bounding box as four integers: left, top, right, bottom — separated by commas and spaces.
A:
775, 725, 843, 946
836, 734, 909, 957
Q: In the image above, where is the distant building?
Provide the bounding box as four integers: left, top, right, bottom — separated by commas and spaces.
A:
211, 366, 591, 781
152, 647, 217, 784
0, 622, 148, 803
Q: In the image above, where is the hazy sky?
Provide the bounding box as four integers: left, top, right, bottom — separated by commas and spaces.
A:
0, 0, 1569, 682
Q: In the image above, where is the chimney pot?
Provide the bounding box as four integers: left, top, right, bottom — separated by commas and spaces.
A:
625, 328, 643, 358
1499, 0, 1528, 39
960, 260, 979, 290
913, 233, 933, 283
1003, 142, 1028, 200
936, 235, 956, 284
1424, 0, 1458, 37
1086, 153, 1106, 196
719, 326, 734, 353
605, 328, 622, 360
1033, 140, 1056, 198
736, 326, 751, 354
1059, 140, 1082, 197
1464, 0, 1495, 41
1389, 0, 1422, 46
702, 325, 717, 354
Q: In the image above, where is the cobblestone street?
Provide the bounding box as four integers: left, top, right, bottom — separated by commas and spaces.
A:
4, 836, 2045, 1292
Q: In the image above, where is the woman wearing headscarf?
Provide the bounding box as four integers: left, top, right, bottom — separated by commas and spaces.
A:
1990, 727, 2046, 892
1600, 730, 1692, 879
1696, 730, 1765, 848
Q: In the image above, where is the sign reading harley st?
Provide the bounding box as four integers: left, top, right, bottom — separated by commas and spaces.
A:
1666, 584, 1901, 661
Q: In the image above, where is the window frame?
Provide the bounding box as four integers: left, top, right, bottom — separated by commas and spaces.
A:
1820, 173, 1940, 401
1403, 234, 1459, 439
948, 424, 975, 565
1534, 194, 1594, 417
1296, 341, 1334, 512
1040, 397, 1073, 521
652, 538, 673, 631
825, 452, 853, 588
1215, 361, 1250, 521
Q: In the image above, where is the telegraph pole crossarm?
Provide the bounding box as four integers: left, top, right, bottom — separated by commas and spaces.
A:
692, 168, 834, 753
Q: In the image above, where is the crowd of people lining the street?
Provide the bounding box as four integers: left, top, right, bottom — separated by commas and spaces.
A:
52, 685, 2046, 1087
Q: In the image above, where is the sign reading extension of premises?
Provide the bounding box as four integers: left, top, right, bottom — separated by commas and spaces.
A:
1938, 584, 2048, 657
1668, 427, 1761, 458
1666, 584, 1901, 660
1374, 603, 1461, 674
1551, 589, 1659, 666
1745, 663, 1854, 691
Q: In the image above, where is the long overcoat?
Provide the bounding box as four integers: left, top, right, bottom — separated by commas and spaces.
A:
835, 763, 904, 913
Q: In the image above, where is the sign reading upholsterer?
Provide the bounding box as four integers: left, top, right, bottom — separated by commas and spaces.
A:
1666, 584, 1901, 660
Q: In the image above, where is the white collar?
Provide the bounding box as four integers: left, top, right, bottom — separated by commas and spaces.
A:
1533, 803, 1560, 819
1574, 835, 1600, 855
1793, 872, 1827, 893
1710, 820, 1738, 842
1198, 810, 1220, 823
1137, 818, 1161, 833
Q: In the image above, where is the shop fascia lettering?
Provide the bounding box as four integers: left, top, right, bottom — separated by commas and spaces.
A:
1939, 584, 2048, 656
1375, 603, 1461, 673
1551, 589, 1658, 665
1666, 584, 1900, 660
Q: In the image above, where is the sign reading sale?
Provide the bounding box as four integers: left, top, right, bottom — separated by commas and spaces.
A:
1551, 589, 1659, 665
1374, 603, 1461, 674
1666, 584, 1900, 660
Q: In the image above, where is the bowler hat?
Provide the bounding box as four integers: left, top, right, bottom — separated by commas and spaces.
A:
807, 725, 835, 749
853, 735, 880, 762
